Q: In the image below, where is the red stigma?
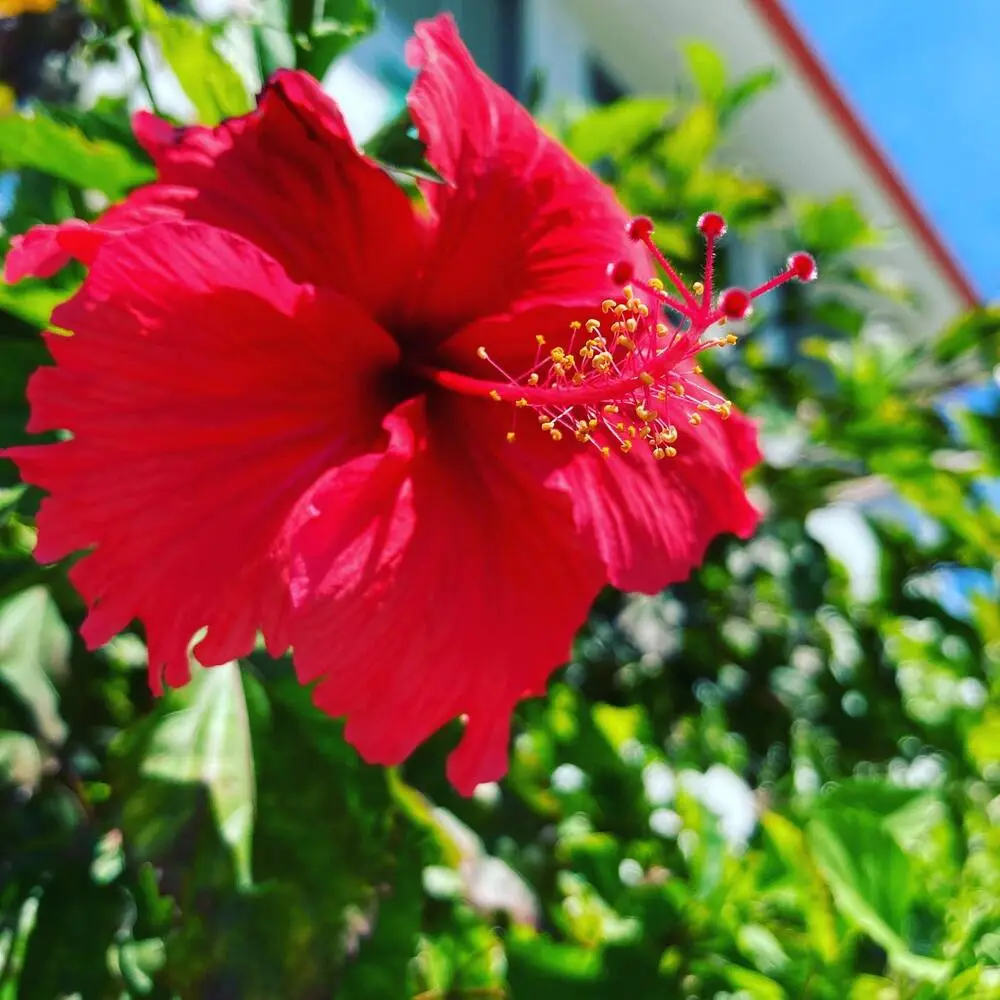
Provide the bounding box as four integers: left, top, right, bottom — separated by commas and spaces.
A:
787, 251, 818, 282
697, 212, 727, 238
607, 260, 634, 285
626, 216, 655, 242
427, 212, 818, 460
718, 287, 752, 320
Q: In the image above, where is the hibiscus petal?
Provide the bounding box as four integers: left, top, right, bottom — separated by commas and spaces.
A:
547, 405, 762, 593
284, 396, 605, 794
5, 71, 422, 327
3, 219, 399, 693
405, 13, 645, 338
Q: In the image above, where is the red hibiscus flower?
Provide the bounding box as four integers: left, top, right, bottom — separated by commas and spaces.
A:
1, 14, 814, 793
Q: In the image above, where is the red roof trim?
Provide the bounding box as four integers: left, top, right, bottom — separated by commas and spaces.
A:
747, 0, 979, 308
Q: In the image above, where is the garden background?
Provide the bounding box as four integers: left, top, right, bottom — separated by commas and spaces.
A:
1, 2, 999, 997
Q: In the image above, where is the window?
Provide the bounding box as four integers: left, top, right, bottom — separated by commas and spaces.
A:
587, 58, 626, 106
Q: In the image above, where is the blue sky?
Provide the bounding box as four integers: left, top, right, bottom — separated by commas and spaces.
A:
787, 0, 1000, 301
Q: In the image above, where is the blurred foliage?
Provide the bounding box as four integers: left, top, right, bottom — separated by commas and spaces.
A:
1, 5, 999, 999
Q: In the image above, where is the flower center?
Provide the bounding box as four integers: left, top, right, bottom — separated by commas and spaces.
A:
420, 214, 816, 459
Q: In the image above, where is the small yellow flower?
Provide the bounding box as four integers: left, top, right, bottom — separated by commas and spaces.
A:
0, 0, 59, 15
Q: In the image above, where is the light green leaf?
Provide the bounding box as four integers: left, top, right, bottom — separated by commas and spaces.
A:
0, 279, 77, 330
0, 587, 70, 745
662, 104, 718, 174
564, 97, 673, 164
292, 0, 377, 80
141, 0, 252, 125
723, 964, 786, 1000
967, 707, 1000, 777
807, 808, 949, 982
0, 113, 153, 198
682, 40, 727, 104
140, 661, 256, 885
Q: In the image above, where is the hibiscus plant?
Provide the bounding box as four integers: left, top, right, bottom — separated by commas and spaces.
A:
0, 2, 998, 998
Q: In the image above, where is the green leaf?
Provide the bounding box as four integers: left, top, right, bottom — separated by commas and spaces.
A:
682, 40, 727, 104
338, 828, 423, 999
0, 587, 70, 745
723, 964, 787, 1000
16, 864, 123, 1000
808, 808, 911, 947
807, 808, 949, 982
291, 0, 377, 80
720, 66, 779, 124
249, 678, 399, 951
0, 280, 75, 331
137, 661, 256, 886
798, 194, 879, 253
364, 107, 441, 181
0, 112, 153, 198
661, 104, 718, 174
967, 707, 1000, 777
932, 306, 1000, 365
141, 0, 252, 125
565, 97, 673, 164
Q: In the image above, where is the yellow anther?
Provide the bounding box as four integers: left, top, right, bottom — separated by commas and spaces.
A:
664, 446, 677, 457
603, 403, 620, 414
660, 425, 678, 444
626, 298, 642, 312
541, 420, 555, 430
600, 446, 611, 459
636, 303, 649, 317
574, 429, 590, 443
653, 448, 666, 460
585, 318, 601, 332
693, 364, 703, 374
689, 412, 702, 426
620, 440, 633, 454
563, 354, 577, 368
625, 318, 638, 334
622, 285, 634, 300
550, 347, 566, 363
601, 299, 617, 313
636, 404, 657, 422
569, 321, 582, 332
489, 389, 502, 402
671, 382, 685, 396
639, 372, 655, 386
550, 429, 563, 441
716, 401, 732, 420
572, 373, 584, 385
693, 281, 704, 296
593, 351, 614, 373
649, 277, 664, 291
536, 334, 546, 345
725, 334, 738, 345
697, 401, 711, 411
616, 422, 626, 431
614, 304, 627, 317
516, 397, 528, 408
588, 418, 598, 429
617, 335, 636, 351
528, 373, 540, 385
655, 390, 667, 401
655, 323, 669, 337
506, 431, 517, 443
476, 346, 488, 360
628, 426, 637, 438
